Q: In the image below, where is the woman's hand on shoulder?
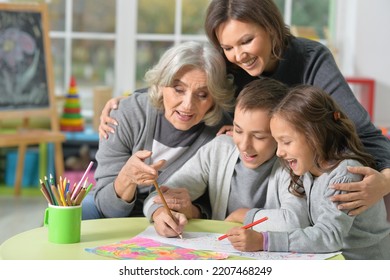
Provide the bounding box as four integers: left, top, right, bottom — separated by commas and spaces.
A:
99, 96, 127, 139
330, 166, 390, 215
216, 125, 233, 136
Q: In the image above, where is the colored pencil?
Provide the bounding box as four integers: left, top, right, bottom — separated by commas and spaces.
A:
41, 178, 55, 205
84, 183, 94, 198
71, 161, 94, 200
49, 174, 56, 187
217, 216, 269, 241
66, 191, 72, 206
40, 186, 52, 205
74, 188, 86, 206
153, 180, 183, 239
51, 185, 62, 206
63, 177, 68, 193
58, 183, 66, 206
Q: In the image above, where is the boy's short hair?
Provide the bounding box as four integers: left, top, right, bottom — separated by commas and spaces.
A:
236, 78, 288, 113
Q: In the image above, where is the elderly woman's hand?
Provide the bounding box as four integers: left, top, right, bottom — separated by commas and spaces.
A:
153, 186, 200, 218
114, 150, 166, 202
99, 96, 127, 139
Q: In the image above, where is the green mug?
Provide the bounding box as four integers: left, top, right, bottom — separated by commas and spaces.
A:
44, 204, 82, 244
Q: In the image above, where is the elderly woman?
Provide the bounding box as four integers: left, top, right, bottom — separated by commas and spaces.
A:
82, 41, 235, 219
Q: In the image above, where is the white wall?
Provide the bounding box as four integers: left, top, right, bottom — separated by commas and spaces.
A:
336, 0, 390, 127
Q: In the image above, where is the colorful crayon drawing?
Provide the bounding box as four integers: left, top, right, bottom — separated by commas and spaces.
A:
138, 226, 341, 260
85, 236, 229, 260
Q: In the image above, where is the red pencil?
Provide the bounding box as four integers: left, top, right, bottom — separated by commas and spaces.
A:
218, 216, 268, 241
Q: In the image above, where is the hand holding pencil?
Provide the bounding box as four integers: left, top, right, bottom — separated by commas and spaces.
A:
218, 217, 268, 252
218, 216, 268, 240
153, 181, 184, 239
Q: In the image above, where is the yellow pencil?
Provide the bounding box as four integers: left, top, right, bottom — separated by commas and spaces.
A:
57, 183, 67, 206
51, 185, 62, 206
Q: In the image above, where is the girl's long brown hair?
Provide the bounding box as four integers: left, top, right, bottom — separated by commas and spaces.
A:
271, 85, 376, 196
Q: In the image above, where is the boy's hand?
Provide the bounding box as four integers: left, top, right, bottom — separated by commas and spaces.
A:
154, 187, 199, 218
152, 207, 187, 237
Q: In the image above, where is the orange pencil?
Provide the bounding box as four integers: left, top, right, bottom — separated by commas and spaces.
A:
217, 216, 269, 241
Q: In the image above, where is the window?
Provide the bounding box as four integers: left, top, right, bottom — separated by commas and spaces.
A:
134, 0, 209, 89
4, 0, 334, 117
275, 0, 333, 42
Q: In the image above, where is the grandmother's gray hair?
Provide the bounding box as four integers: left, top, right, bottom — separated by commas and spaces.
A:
145, 41, 235, 126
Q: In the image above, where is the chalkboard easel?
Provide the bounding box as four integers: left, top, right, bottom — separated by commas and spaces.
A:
0, 3, 65, 196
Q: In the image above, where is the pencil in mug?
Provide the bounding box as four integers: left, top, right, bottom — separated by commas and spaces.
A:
217, 216, 269, 241
42, 177, 56, 204
39, 179, 53, 205
40, 186, 52, 205
71, 161, 94, 200
153, 180, 183, 239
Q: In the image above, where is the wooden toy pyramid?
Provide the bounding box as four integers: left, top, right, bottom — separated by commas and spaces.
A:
60, 76, 84, 131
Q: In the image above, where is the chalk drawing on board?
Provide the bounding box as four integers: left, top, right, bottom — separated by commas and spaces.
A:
0, 9, 49, 110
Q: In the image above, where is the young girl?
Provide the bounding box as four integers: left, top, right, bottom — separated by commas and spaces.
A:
226, 85, 390, 259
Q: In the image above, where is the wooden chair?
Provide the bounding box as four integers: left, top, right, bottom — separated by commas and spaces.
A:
0, 123, 65, 196
0, 3, 65, 195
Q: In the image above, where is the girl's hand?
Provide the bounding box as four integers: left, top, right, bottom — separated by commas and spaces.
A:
152, 207, 187, 237
331, 167, 390, 215
99, 96, 126, 139
226, 227, 263, 252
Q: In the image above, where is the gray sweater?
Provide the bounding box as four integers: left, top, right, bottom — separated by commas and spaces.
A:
248, 159, 390, 259
92, 92, 232, 217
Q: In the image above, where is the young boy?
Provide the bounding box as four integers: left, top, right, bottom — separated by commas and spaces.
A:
143, 78, 310, 237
